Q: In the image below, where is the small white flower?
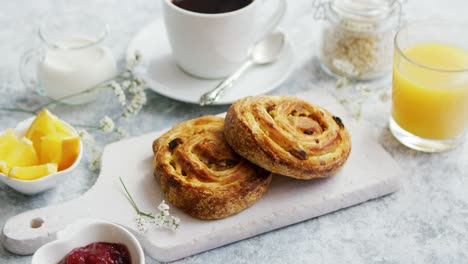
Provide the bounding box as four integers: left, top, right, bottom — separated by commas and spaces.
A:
154, 213, 165, 227
126, 51, 142, 71
163, 216, 181, 231
89, 146, 102, 172
116, 127, 129, 139
77, 129, 95, 147
122, 183, 181, 233
108, 81, 119, 90
127, 81, 139, 94
122, 185, 181, 233
169, 216, 181, 231
110, 82, 126, 106
99, 116, 115, 133
123, 89, 147, 118
140, 90, 147, 104
122, 80, 132, 90
136, 215, 149, 233
171, 216, 180, 226
128, 78, 146, 94
158, 200, 170, 211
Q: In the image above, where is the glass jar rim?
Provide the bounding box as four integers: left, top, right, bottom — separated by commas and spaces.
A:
328, 0, 400, 23
395, 19, 468, 73
38, 13, 109, 50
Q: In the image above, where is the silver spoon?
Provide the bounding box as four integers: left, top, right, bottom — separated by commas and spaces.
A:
199, 32, 286, 106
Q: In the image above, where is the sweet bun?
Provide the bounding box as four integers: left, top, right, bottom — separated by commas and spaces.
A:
224, 95, 351, 180
152, 116, 272, 220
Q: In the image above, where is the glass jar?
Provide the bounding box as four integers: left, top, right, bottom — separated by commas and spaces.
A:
315, 0, 402, 80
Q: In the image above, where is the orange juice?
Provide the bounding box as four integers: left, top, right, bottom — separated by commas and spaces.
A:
392, 43, 468, 139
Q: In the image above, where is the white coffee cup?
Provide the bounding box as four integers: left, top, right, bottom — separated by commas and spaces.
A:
162, 0, 287, 79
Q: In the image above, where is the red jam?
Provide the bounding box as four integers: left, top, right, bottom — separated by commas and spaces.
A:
57, 242, 131, 264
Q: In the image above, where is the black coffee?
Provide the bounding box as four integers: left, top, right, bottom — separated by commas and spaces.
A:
172, 0, 254, 14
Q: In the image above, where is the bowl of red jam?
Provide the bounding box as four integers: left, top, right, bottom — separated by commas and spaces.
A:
32, 219, 144, 264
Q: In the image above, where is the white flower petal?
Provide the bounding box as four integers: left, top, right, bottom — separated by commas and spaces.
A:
158, 200, 170, 211
78, 129, 95, 147
99, 116, 115, 133
116, 127, 129, 139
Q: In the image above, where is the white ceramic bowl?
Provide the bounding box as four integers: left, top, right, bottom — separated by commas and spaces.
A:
32, 219, 145, 264
0, 116, 83, 195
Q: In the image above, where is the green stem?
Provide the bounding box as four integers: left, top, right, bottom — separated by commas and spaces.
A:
33, 86, 103, 113
139, 212, 155, 219
0, 108, 36, 115
113, 112, 125, 121
70, 124, 99, 130
31, 71, 131, 113
119, 177, 154, 218
119, 177, 139, 212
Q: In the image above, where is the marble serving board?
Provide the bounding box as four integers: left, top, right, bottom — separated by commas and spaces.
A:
2, 89, 401, 262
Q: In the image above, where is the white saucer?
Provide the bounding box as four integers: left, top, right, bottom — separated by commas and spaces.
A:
126, 18, 296, 105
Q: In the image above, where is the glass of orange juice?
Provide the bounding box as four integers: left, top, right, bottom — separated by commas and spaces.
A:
390, 20, 468, 152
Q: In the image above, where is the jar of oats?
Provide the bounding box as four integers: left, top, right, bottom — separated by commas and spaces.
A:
316, 0, 402, 80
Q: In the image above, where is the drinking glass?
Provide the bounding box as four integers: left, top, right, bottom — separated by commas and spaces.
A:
390, 20, 468, 152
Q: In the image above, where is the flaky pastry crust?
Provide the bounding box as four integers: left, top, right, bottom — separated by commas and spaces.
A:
224, 96, 351, 179
152, 116, 271, 220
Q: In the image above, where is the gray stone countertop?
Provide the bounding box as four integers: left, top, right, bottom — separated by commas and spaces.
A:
0, 0, 467, 263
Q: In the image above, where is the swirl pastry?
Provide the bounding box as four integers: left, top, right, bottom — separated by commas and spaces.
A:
152, 116, 272, 220
224, 96, 351, 180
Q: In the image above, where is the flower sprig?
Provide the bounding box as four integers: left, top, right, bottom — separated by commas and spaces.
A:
119, 177, 181, 233
73, 52, 147, 170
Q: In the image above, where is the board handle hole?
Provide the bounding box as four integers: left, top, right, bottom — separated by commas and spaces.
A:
30, 218, 44, 229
